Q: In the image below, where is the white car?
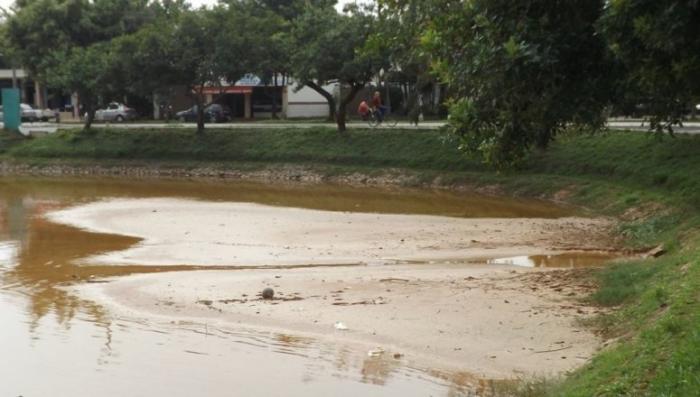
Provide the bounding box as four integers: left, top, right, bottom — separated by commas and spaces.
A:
93, 102, 137, 122
20, 104, 41, 122
20, 103, 56, 122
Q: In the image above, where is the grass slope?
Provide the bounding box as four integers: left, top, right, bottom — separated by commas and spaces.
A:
0, 127, 479, 172
2, 126, 700, 395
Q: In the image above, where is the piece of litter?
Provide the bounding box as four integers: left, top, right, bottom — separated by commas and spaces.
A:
334, 322, 348, 331
368, 347, 385, 357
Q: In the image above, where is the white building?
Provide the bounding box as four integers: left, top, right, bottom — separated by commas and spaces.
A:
285, 82, 339, 119
193, 75, 338, 120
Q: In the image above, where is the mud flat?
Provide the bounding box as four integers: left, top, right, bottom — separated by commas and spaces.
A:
52, 198, 618, 379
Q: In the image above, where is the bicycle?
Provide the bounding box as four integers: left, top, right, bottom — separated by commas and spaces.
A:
366, 107, 398, 128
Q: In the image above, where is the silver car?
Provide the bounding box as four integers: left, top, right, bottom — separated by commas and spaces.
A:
20, 103, 43, 122
0, 105, 52, 123
93, 102, 137, 122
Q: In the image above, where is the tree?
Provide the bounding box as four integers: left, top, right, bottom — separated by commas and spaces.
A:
290, 3, 384, 132
371, 0, 436, 123
237, 0, 291, 119
118, 4, 255, 133
599, 0, 700, 134
5, 0, 154, 129
50, 43, 124, 129
421, 0, 611, 168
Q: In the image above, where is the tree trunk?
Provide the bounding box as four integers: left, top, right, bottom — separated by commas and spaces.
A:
336, 84, 363, 133
271, 74, 279, 119
305, 80, 336, 121
194, 92, 205, 134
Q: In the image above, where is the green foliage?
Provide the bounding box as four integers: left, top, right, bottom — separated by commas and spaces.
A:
590, 260, 663, 306
49, 43, 121, 110
290, 5, 378, 87
368, 1, 441, 121
1, 127, 474, 171
112, 1, 269, 132
548, 248, 700, 397
599, 0, 700, 132
5, 0, 156, 127
5, 0, 152, 80
289, 2, 385, 130
529, 131, 700, 208
619, 214, 682, 248
422, 0, 612, 168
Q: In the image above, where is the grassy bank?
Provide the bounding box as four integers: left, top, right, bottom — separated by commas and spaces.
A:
0, 127, 479, 172
1, 126, 700, 395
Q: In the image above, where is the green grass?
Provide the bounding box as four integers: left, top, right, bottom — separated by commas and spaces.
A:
528, 130, 700, 208
2, 126, 700, 396
0, 127, 481, 172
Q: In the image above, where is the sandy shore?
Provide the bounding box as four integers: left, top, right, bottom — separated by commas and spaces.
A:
49, 198, 614, 267
52, 198, 617, 379
72, 264, 604, 379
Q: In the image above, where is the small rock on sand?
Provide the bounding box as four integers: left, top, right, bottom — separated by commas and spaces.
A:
262, 288, 274, 300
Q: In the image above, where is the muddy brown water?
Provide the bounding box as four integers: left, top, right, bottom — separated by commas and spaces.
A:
0, 176, 585, 396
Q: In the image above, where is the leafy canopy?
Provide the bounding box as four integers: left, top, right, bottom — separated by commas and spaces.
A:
422, 0, 611, 168
599, 0, 700, 133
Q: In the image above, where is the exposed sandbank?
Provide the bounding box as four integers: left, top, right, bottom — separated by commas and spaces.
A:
48, 198, 615, 267
50, 198, 617, 378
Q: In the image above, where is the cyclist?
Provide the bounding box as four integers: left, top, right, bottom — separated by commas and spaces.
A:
371, 91, 387, 122
357, 100, 370, 120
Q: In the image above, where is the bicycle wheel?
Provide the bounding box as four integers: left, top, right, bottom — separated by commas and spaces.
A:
366, 113, 380, 128
383, 113, 398, 127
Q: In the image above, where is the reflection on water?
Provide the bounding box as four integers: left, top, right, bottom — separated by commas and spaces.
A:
488, 252, 620, 268
0, 176, 564, 396
0, 241, 18, 269
0, 291, 494, 396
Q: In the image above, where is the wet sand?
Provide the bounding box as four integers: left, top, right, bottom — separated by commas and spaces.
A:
72, 264, 604, 379
48, 198, 613, 267
49, 198, 617, 379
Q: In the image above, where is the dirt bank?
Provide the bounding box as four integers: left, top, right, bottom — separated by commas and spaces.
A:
0, 161, 420, 186
49, 197, 619, 379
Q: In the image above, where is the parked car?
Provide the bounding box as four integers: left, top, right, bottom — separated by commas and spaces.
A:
92, 102, 137, 122
176, 104, 231, 123
19, 103, 44, 122
2, 104, 55, 123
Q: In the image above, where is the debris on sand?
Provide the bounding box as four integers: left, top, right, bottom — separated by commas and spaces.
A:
262, 288, 275, 300
368, 347, 385, 357
334, 321, 348, 331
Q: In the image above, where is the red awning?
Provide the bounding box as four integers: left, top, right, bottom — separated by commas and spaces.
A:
201, 86, 253, 95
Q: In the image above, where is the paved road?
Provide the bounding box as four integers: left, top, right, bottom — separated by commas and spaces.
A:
54, 121, 447, 130
19, 120, 700, 134
607, 120, 700, 134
